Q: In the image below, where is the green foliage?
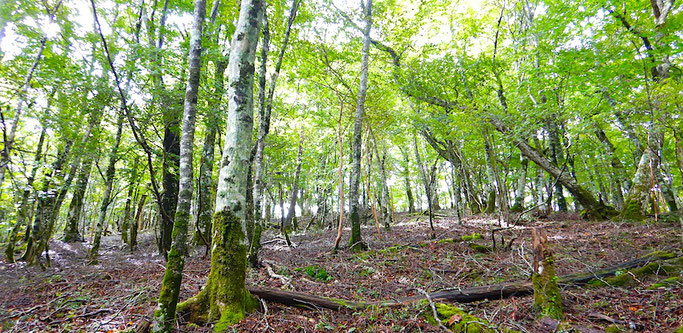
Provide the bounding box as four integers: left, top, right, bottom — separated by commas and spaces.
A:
295, 264, 334, 282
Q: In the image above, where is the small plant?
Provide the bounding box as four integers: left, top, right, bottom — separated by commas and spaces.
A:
295, 264, 334, 281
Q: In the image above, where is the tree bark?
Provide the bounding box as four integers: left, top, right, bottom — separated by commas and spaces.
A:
4, 127, 45, 263
348, 0, 372, 252
176, 0, 263, 328
89, 112, 125, 262
399, 146, 416, 213
285, 131, 304, 229
196, 59, 227, 247
154, 0, 206, 327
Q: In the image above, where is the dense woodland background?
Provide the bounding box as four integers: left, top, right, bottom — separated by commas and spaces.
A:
0, 0, 682, 331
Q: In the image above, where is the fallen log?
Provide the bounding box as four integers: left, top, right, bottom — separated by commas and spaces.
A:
249, 250, 679, 310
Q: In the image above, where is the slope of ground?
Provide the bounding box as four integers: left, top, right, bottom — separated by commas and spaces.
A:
0, 211, 681, 332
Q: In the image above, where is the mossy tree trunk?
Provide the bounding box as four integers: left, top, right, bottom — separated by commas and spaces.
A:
153, 0, 206, 328
177, 0, 263, 329
23, 140, 73, 266
347, 0, 372, 252
531, 228, 562, 320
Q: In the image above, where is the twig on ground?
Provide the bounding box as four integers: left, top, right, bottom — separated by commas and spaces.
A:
416, 288, 451, 332
260, 299, 270, 332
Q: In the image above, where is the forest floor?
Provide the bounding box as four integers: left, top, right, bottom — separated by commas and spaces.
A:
0, 211, 681, 332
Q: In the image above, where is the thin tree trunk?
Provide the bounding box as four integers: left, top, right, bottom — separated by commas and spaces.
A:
511, 156, 528, 212
154, 0, 206, 327
348, 0, 372, 252
285, 131, 304, 230
130, 194, 147, 252
63, 153, 97, 243
196, 59, 227, 247
333, 97, 346, 252
414, 135, 435, 235
4, 127, 45, 263
89, 112, 125, 262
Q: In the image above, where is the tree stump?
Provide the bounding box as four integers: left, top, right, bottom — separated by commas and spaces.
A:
532, 228, 563, 319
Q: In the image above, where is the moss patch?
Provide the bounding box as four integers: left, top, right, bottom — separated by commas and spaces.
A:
588, 257, 683, 287
461, 233, 482, 242
620, 199, 646, 222
533, 254, 563, 319
468, 243, 493, 253
423, 301, 518, 332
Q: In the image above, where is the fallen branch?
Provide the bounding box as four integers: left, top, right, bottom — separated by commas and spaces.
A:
248, 250, 679, 310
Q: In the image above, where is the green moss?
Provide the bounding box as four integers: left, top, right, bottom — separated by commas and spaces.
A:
461, 233, 482, 242
588, 257, 683, 287
672, 325, 683, 333
438, 238, 455, 244
647, 276, 683, 289
195, 209, 255, 331
532, 253, 563, 320
423, 301, 518, 332
620, 200, 646, 222
468, 243, 492, 253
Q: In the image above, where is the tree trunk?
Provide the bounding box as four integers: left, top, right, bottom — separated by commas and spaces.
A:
130, 194, 147, 252
490, 117, 616, 220
89, 112, 125, 262
4, 127, 45, 263
399, 146, 415, 213
348, 0, 372, 252
252, 0, 300, 221
285, 132, 304, 229
377, 141, 392, 229
196, 59, 227, 247
64, 155, 96, 243
547, 120, 567, 212
23, 140, 73, 266
154, 0, 206, 327
511, 156, 528, 212
483, 128, 510, 224
414, 135, 435, 234
175, 0, 262, 328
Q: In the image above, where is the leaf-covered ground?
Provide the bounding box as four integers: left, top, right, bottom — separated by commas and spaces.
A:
1, 211, 681, 332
